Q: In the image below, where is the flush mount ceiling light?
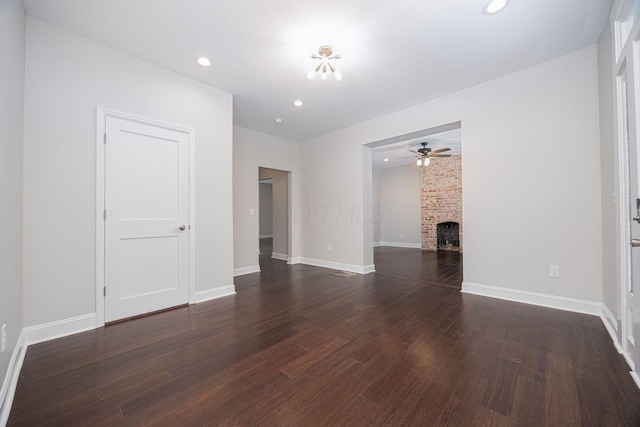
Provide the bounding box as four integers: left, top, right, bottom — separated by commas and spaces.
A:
482, 0, 510, 15
274, 118, 283, 124
293, 99, 304, 107
196, 56, 212, 67
307, 45, 342, 81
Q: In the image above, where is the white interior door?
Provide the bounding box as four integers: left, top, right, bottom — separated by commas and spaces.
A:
104, 116, 190, 322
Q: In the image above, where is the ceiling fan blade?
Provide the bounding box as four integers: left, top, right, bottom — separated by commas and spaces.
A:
395, 156, 416, 159
408, 149, 422, 155
431, 154, 452, 157
430, 148, 451, 154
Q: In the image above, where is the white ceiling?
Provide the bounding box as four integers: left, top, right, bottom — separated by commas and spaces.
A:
23, 0, 612, 142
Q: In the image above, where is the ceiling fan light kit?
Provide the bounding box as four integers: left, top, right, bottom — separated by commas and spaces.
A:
411, 142, 452, 166
308, 45, 342, 81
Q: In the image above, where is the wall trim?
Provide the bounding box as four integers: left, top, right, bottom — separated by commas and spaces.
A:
461, 282, 601, 316
259, 234, 273, 239
0, 331, 26, 427
631, 371, 640, 389
193, 286, 236, 303
376, 242, 422, 249
24, 313, 97, 346
272, 252, 288, 261
233, 265, 261, 277
297, 257, 376, 275
601, 303, 622, 353
373, 242, 382, 247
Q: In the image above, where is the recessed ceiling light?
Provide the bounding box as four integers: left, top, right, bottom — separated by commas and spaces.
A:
196, 56, 212, 67
274, 118, 283, 124
482, 0, 509, 15
384, 158, 389, 162
293, 100, 303, 107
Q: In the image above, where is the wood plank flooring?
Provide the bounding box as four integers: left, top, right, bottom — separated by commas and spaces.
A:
8, 248, 640, 426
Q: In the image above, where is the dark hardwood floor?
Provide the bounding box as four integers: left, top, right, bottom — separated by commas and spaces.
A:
373, 246, 462, 288
8, 248, 640, 426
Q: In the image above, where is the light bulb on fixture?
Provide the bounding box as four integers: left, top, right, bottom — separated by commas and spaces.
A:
423, 157, 430, 166
417, 159, 422, 166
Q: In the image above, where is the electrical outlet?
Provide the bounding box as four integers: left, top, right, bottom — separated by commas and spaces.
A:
549, 265, 560, 278
328, 244, 332, 252
1, 324, 6, 353
249, 208, 255, 216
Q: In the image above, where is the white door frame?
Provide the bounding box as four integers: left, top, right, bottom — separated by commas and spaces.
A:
95, 107, 196, 327
616, 67, 635, 369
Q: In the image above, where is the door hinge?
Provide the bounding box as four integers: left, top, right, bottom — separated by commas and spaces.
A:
103, 286, 106, 297
103, 209, 107, 220
188, 225, 191, 230
104, 133, 107, 144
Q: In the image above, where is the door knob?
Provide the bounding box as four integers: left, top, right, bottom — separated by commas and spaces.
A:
631, 239, 640, 248
177, 225, 186, 231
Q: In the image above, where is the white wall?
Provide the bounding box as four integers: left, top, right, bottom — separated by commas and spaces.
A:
376, 165, 421, 246
598, 20, 619, 328
300, 45, 603, 302
233, 126, 299, 271
298, 138, 372, 268
23, 18, 234, 327
259, 183, 273, 238
0, 0, 25, 404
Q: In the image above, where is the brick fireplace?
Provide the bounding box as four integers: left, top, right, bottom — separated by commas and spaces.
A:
421, 155, 462, 252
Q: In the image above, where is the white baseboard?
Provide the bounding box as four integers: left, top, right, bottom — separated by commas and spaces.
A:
631, 371, 640, 389
272, 252, 288, 262
259, 234, 273, 239
297, 257, 376, 275
376, 242, 422, 249
362, 264, 376, 274
194, 285, 236, 303
288, 257, 301, 265
233, 265, 261, 277
601, 304, 621, 353
373, 242, 382, 247
24, 313, 97, 346
0, 330, 26, 427
461, 282, 601, 316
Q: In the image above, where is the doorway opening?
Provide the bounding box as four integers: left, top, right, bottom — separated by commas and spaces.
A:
258, 167, 290, 263
365, 121, 463, 286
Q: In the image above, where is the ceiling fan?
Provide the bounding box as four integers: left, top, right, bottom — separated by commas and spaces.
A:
409, 142, 451, 166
